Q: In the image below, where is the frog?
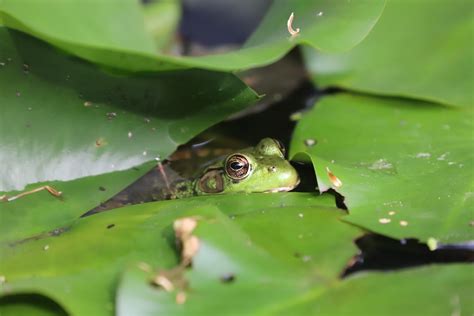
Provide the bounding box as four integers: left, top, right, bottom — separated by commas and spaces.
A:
83, 138, 299, 216
170, 138, 300, 198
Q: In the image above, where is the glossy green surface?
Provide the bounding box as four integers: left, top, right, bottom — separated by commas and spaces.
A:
275, 265, 474, 316
143, 0, 180, 52
305, 0, 473, 107
0, 193, 360, 315
0, 27, 258, 192
290, 94, 474, 243
0, 162, 154, 244
0, 0, 386, 71
0, 294, 67, 316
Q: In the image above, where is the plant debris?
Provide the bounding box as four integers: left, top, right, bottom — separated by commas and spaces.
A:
287, 12, 300, 37
1, 185, 62, 202
149, 217, 202, 305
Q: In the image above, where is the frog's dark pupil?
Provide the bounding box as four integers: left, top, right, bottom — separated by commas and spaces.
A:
225, 154, 250, 180
230, 161, 243, 170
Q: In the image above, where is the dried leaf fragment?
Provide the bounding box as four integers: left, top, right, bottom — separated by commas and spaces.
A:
95, 137, 107, 148
174, 217, 200, 266
326, 167, 343, 188
153, 275, 175, 292
176, 291, 187, 304
174, 217, 198, 239
1, 185, 62, 202
287, 12, 300, 36
181, 235, 200, 265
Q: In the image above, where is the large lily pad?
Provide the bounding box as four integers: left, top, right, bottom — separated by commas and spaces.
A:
304, 0, 474, 107
274, 264, 474, 316
143, 0, 180, 51
290, 94, 474, 243
0, 27, 258, 192
0, 26, 259, 244
0, 162, 154, 244
0, 0, 386, 71
0, 193, 359, 315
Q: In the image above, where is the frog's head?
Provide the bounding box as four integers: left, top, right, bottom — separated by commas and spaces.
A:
195, 138, 300, 195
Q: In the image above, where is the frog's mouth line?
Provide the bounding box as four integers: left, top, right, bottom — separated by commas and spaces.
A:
263, 178, 300, 193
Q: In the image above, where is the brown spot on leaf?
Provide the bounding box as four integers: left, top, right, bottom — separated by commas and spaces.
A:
326, 167, 343, 188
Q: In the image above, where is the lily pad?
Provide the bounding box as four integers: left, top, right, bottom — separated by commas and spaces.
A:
304, 0, 474, 107
274, 264, 474, 316
290, 93, 474, 243
0, 0, 386, 71
0, 193, 359, 315
0, 162, 154, 244
143, 0, 180, 52
0, 27, 258, 192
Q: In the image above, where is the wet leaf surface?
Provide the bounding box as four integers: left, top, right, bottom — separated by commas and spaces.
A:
274, 264, 474, 316
290, 93, 474, 243
0, 27, 257, 191
0, 26, 258, 233
0, 161, 154, 244
304, 0, 473, 107
0, 0, 386, 71
0, 193, 360, 315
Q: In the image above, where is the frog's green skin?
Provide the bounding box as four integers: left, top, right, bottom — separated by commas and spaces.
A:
170, 138, 300, 199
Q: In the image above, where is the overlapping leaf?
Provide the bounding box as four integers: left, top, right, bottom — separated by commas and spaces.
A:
274, 264, 474, 316
0, 193, 359, 315
290, 94, 474, 243
304, 0, 473, 107
0, 0, 386, 71
0, 26, 258, 240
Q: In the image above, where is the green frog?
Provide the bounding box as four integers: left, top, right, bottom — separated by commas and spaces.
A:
171, 138, 300, 198
84, 138, 299, 216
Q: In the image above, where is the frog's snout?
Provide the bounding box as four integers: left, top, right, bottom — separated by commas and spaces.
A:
266, 164, 300, 193
283, 165, 300, 190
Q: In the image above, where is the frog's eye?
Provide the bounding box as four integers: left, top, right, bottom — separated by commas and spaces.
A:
225, 154, 250, 180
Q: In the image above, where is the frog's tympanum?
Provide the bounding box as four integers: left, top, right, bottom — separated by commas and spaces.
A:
171, 138, 300, 199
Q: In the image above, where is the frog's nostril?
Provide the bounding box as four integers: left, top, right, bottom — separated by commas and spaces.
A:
268, 166, 277, 172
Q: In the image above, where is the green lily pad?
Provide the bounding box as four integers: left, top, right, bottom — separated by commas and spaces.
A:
0, 294, 67, 316
304, 0, 473, 107
0, 26, 258, 242
0, 0, 386, 71
290, 94, 474, 243
143, 0, 180, 52
274, 264, 474, 316
0, 161, 155, 244
116, 195, 360, 316
0, 193, 360, 315
0, 27, 258, 191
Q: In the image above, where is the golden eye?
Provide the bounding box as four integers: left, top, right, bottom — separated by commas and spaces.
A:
225, 154, 250, 180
